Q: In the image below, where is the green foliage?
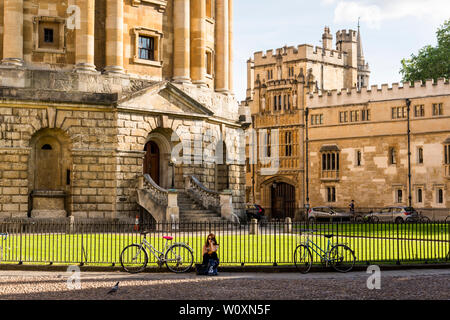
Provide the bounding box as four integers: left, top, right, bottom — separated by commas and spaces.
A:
400, 19, 450, 82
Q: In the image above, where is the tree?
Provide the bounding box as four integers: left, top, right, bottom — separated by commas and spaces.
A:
400, 19, 450, 82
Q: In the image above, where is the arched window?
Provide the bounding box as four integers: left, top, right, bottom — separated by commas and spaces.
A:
41, 144, 53, 150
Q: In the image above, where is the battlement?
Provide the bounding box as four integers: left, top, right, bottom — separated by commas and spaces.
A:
307, 78, 450, 108
253, 44, 346, 67
336, 29, 357, 42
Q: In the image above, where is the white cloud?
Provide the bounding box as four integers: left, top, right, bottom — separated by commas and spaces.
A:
331, 0, 450, 29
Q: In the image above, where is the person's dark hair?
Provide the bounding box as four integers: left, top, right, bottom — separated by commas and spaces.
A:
205, 233, 218, 246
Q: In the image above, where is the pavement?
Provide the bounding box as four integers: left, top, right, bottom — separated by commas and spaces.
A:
0, 267, 448, 300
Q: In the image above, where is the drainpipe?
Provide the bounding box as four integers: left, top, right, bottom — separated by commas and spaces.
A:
406, 98, 412, 208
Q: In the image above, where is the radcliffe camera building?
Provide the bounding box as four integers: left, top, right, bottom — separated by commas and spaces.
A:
243, 26, 449, 220
0, 0, 245, 222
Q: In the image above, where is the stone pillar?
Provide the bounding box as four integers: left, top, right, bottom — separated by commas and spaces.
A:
1, 0, 24, 66
104, 0, 125, 74
190, 0, 206, 86
173, 0, 191, 83
74, 0, 97, 72
228, 0, 233, 92
220, 190, 233, 221
215, 0, 229, 93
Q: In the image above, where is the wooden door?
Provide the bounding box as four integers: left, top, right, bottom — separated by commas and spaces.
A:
35, 137, 61, 190
144, 141, 160, 185
271, 182, 296, 219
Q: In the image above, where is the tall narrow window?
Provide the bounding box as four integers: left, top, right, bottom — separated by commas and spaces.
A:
418, 147, 424, 164
356, 150, 362, 167
417, 188, 423, 203
206, 51, 213, 76
396, 189, 403, 203
285, 132, 292, 157
437, 188, 444, 204
327, 187, 336, 202
389, 147, 397, 165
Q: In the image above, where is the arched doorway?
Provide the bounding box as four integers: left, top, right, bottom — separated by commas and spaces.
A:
144, 141, 160, 185
29, 128, 72, 218
271, 182, 296, 219
144, 128, 183, 190
35, 137, 62, 190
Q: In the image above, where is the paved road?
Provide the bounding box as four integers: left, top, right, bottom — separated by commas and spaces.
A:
0, 268, 448, 300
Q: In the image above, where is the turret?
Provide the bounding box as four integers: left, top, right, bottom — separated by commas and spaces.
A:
322, 26, 333, 50
336, 29, 358, 88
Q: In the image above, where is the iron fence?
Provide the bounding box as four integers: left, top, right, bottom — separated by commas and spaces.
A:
0, 219, 448, 267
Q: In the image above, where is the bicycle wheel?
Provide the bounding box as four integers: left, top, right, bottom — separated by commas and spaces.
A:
165, 244, 194, 273
329, 244, 355, 273
294, 244, 312, 274
120, 244, 148, 274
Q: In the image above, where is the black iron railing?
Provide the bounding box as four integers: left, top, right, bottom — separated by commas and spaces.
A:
0, 219, 448, 267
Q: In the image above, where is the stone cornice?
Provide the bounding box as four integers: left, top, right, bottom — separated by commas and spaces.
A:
132, 0, 167, 12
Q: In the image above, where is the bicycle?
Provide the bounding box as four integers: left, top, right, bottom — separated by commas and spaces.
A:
0, 233, 9, 262
120, 231, 194, 274
294, 229, 356, 274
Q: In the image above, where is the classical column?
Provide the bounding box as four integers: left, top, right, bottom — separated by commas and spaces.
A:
190, 0, 206, 86
74, 0, 97, 72
1, 0, 24, 66
215, 0, 229, 93
104, 0, 124, 74
228, 0, 233, 93
173, 0, 191, 83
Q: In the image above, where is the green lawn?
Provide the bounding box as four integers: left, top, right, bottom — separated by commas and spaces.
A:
0, 223, 448, 267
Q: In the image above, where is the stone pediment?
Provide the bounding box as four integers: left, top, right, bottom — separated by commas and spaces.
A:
118, 81, 215, 117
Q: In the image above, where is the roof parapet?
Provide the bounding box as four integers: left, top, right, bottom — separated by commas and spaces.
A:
307, 78, 449, 108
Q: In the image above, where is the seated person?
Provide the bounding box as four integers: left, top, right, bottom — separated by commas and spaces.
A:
202, 233, 219, 274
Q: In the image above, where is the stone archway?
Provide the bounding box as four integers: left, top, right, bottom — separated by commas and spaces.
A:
145, 128, 183, 190
260, 176, 298, 220
29, 128, 72, 218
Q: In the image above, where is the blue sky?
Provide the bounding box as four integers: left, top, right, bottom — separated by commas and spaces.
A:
233, 0, 450, 102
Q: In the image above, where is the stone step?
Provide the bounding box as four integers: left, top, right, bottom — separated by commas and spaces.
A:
180, 210, 218, 215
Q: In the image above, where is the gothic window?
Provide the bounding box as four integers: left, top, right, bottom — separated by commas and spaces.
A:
356, 150, 362, 167
339, 111, 348, 123
396, 189, 403, 203
389, 147, 397, 165
321, 148, 340, 180
437, 188, 444, 204
433, 103, 443, 116
414, 105, 425, 117
327, 187, 336, 202
392, 106, 407, 119
416, 188, 423, 204
284, 131, 292, 157
417, 147, 424, 164
361, 109, 371, 121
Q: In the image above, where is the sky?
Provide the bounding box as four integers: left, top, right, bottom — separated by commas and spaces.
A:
233, 0, 450, 102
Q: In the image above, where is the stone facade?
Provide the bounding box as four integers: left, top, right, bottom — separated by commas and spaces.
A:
0, 0, 245, 221
243, 26, 449, 220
